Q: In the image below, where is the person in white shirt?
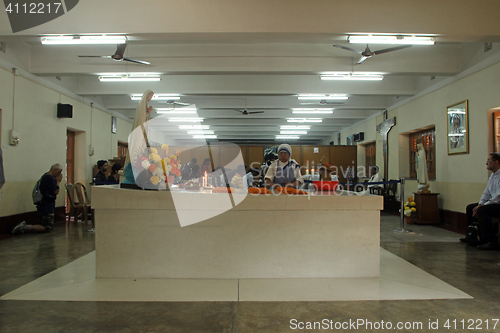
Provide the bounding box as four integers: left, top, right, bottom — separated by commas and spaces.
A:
462, 153, 500, 250
242, 168, 260, 189
265, 143, 303, 188
367, 166, 382, 189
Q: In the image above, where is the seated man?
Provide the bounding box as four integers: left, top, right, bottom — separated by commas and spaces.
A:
94, 160, 108, 182
243, 168, 261, 188
461, 153, 500, 250
367, 165, 383, 192
231, 165, 246, 189
265, 143, 303, 188
181, 158, 198, 180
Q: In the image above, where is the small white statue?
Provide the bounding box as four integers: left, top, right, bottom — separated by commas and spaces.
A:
415, 138, 430, 193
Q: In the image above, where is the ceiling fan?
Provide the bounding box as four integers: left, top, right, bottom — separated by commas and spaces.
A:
234, 108, 264, 115
300, 100, 345, 105
78, 44, 150, 65
332, 44, 412, 65
164, 100, 191, 106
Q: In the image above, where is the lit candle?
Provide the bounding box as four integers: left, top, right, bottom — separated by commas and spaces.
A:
306, 169, 309, 175
204, 172, 207, 187
311, 168, 315, 174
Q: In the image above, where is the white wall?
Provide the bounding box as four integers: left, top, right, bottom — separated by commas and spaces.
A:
0, 66, 131, 217
338, 61, 500, 213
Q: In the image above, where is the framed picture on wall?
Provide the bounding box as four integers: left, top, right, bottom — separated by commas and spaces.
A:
111, 116, 117, 134
447, 100, 469, 155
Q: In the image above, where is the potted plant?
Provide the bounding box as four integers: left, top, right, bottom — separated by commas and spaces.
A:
403, 196, 417, 224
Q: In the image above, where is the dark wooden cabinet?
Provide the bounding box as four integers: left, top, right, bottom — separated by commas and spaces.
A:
413, 192, 440, 224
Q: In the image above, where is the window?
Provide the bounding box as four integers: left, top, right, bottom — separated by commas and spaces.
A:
365, 142, 376, 173
409, 129, 436, 180
494, 111, 500, 152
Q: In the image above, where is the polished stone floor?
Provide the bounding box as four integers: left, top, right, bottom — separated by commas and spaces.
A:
1, 213, 499, 332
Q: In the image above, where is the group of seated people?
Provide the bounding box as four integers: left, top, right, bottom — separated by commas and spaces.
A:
94, 160, 123, 184
178, 144, 385, 191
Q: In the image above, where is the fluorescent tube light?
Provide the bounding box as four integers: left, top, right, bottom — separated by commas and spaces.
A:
41, 35, 127, 45
276, 135, 300, 139
156, 108, 197, 114
99, 74, 161, 82
297, 94, 348, 100
193, 135, 217, 139
321, 74, 384, 81
280, 131, 307, 134
287, 118, 323, 123
280, 125, 310, 129
179, 125, 209, 129
348, 35, 435, 45
131, 94, 180, 100
168, 118, 204, 122
187, 131, 215, 135
292, 108, 333, 114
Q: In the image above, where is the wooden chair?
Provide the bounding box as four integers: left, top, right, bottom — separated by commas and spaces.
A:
65, 183, 83, 224
75, 182, 94, 225
370, 179, 398, 212
75, 182, 91, 206
75, 182, 92, 225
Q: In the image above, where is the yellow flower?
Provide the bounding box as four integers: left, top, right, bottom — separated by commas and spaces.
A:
169, 155, 177, 161
410, 202, 416, 207
404, 206, 409, 210
411, 207, 416, 212
164, 157, 170, 164
161, 144, 169, 150
148, 148, 158, 154
149, 153, 161, 162
150, 175, 160, 185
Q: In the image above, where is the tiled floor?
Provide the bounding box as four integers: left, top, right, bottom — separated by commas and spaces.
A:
1, 249, 471, 302
1, 213, 499, 332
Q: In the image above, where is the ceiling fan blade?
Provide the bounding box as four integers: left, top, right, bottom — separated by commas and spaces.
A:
114, 43, 127, 58
78, 55, 112, 58
123, 57, 150, 65
332, 44, 363, 54
356, 56, 369, 64
318, 101, 344, 105
248, 111, 265, 114
373, 45, 412, 55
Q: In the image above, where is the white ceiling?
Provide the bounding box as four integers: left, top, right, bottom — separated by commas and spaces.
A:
1, 0, 500, 145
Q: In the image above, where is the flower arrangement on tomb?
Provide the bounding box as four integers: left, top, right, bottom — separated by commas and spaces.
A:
274, 187, 308, 195
179, 179, 201, 190
133, 144, 182, 186
212, 187, 236, 193
403, 196, 417, 217
248, 187, 271, 195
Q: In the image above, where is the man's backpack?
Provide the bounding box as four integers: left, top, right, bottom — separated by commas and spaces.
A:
32, 176, 43, 205
464, 222, 480, 246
